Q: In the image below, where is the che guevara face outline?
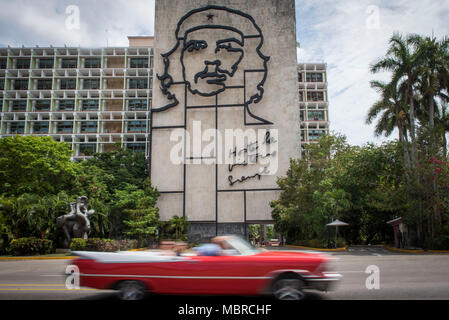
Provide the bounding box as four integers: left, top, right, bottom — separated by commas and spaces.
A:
155, 5, 272, 125
181, 25, 244, 97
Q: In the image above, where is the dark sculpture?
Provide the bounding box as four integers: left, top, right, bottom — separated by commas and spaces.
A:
56, 196, 95, 248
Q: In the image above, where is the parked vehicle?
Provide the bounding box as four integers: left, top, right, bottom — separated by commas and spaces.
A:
267, 239, 281, 246
70, 235, 341, 300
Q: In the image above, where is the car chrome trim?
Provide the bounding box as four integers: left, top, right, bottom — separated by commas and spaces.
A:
265, 269, 312, 278
80, 273, 271, 280
305, 272, 343, 281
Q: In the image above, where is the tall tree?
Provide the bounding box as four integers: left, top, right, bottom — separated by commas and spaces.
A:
370, 33, 423, 171
0, 136, 76, 196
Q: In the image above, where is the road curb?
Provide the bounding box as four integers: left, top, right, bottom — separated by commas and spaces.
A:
427, 250, 449, 254
0, 256, 77, 261
284, 244, 348, 252
128, 248, 149, 251
0, 248, 151, 261
381, 245, 425, 254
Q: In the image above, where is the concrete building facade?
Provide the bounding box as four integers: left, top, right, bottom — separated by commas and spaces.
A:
151, 0, 300, 241
0, 1, 328, 242
297, 62, 330, 157
0, 37, 154, 160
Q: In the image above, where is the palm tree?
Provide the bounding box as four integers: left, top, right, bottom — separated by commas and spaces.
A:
436, 103, 449, 158
370, 33, 423, 168
411, 36, 449, 239
369, 33, 437, 244
411, 35, 449, 140
366, 80, 412, 176
167, 215, 189, 240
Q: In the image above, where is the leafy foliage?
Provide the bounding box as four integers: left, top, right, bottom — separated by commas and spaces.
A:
8, 237, 53, 256
122, 180, 160, 246
0, 136, 76, 196
0, 138, 159, 251
272, 133, 407, 245
368, 32, 449, 248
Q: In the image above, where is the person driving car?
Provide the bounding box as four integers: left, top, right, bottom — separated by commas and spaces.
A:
211, 236, 239, 256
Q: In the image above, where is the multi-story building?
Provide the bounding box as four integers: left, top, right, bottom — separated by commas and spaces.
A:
0, 37, 327, 162
0, 36, 154, 160
297, 62, 330, 157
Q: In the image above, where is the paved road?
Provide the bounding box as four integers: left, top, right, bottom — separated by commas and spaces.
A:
0, 246, 448, 300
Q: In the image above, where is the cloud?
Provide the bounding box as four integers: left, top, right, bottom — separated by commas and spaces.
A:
0, 0, 447, 146
296, 0, 449, 146
0, 0, 155, 47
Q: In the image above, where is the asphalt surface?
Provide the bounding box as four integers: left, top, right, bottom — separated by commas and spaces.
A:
0, 246, 448, 301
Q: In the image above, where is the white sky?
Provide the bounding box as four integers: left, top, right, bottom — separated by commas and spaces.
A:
0, 0, 448, 146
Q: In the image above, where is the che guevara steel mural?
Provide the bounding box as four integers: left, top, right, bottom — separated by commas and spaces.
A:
153, 5, 272, 125
151, 4, 277, 194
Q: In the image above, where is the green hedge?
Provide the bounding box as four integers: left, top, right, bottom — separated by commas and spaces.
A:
69, 238, 87, 251
8, 237, 54, 256
70, 238, 139, 252
293, 238, 347, 248
428, 234, 449, 250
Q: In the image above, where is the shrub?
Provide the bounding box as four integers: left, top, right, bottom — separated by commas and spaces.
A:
116, 239, 139, 251
70, 238, 87, 251
294, 239, 328, 248
292, 238, 347, 248
70, 238, 139, 252
429, 234, 449, 250
8, 237, 54, 256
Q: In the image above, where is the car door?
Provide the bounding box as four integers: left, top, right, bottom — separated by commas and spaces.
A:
171, 254, 266, 295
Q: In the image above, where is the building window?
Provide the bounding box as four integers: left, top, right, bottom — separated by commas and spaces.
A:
57, 100, 75, 111
37, 79, 52, 90
11, 100, 27, 111
129, 78, 148, 89
10, 122, 25, 134
81, 100, 99, 111
298, 73, 303, 82
128, 99, 147, 111
79, 143, 96, 155
0, 59, 7, 69
16, 59, 30, 69
61, 58, 77, 69
309, 129, 326, 140
84, 58, 101, 68
307, 91, 324, 102
33, 121, 49, 133
39, 59, 54, 69
307, 110, 325, 121
127, 143, 146, 153
57, 121, 73, 133
60, 79, 76, 90
35, 100, 51, 111
80, 121, 98, 133
305, 73, 324, 82
14, 79, 28, 90
83, 79, 100, 89
127, 120, 146, 132
130, 58, 148, 68
0, 79, 4, 90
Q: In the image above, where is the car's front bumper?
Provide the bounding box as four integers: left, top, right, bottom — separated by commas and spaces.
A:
304, 272, 342, 291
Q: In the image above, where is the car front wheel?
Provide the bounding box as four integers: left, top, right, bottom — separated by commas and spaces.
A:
117, 280, 146, 301
272, 278, 306, 301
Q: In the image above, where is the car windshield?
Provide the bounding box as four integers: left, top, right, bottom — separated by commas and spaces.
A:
225, 236, 260, 256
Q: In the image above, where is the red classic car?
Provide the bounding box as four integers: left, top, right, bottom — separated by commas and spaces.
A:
70, 235, 341, 300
